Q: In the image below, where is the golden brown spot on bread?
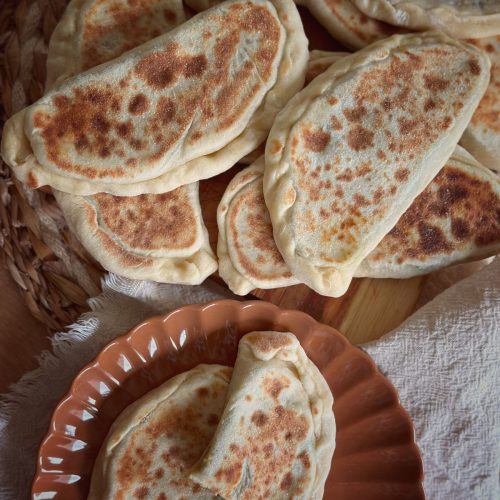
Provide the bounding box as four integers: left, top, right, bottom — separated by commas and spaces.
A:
347, 126, 374, 151
33, 111, 47, 128
356, 162, 372, 177
280, 472, 293, 490
441, 116, 452, 130
53, 95, 70, 109
245, 332, 293, 352
263, 443, 274, 456
184, 55, 208, 78
424, 75, 449, 91
436, 184, 469, 213
398, 117, 418, 134
395, 168, 409, 182
251, 411, 269, 427
134, 486, 149, 498
135, 43, 207, 88
373, 187, 384, 203
91, 113, 111, 134
451, 218, 470, 240
343, 104, 367, 123
215, 462, 243, 486
270, 139, 283, 155
418, 222, 451, 254
302, 128, 330, 152
116, 121, 133, 138
330, 116, 342, 130
336, 168, 353, 182
353, 194, 370, 207
155, 96, 176, 127
468, 58, 481, 75
129, 138, 145, 151
424, 98, 436, 112
334, 185, 344, 197
263, 375, 291, 399
298, 451, 311, 469
128, 94, 149, 114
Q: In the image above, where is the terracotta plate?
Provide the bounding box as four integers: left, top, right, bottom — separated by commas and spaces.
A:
32, 300, 424, 499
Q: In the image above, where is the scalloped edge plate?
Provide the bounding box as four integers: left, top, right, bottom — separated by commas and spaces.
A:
32, 300, 424, 499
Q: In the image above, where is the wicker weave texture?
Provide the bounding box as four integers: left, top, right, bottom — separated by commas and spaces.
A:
0, 0, 102, 331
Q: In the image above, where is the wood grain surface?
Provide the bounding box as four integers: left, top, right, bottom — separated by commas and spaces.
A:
0, 265, 49, 393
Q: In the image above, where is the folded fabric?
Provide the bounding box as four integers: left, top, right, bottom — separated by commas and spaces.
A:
363, 257, 500, 499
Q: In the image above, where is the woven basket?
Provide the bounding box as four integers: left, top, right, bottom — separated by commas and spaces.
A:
0, 0, 104, 331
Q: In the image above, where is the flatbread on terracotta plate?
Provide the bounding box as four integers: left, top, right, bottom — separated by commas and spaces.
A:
460, 35, 500, 172
296, 0, 404, 49
88, 364, 232, 499
217, 149, 500, 293
190, 331, 335, 500
1, 0, 308, 195
264, 32, 490, 296
351, 0, 500, 39
45, 0, 189, 89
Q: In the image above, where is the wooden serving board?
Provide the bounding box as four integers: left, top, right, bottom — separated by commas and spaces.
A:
197, 8, 428, 344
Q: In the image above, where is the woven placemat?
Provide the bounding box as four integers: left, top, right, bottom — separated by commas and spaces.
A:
0, 0, 103, 331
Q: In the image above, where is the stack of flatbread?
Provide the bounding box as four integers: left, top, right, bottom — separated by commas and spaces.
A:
89, 331, 335, 499
1, 0, 499, 295
216, 2, 500, 296
1, 0, 309, 284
